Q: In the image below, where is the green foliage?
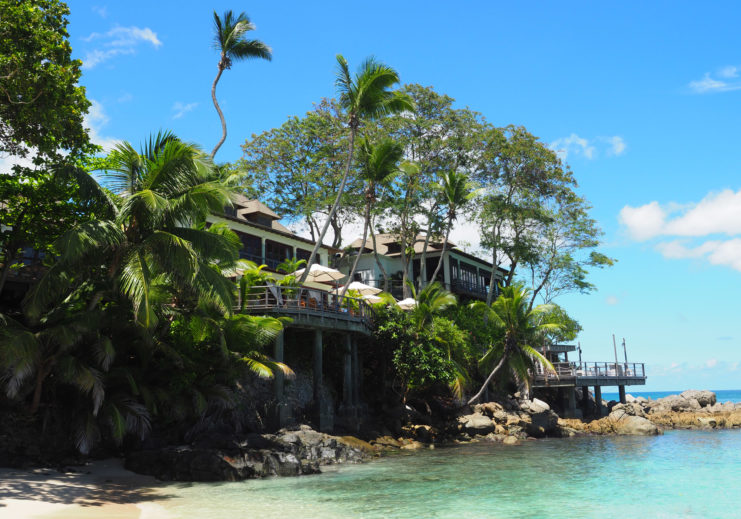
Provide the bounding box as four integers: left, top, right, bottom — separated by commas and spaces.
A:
0, 0, 91, 160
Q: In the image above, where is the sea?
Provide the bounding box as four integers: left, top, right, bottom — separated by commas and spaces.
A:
150, 427, 741, 518
601, 389, 741, 404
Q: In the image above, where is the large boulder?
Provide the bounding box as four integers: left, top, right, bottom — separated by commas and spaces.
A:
458, 413, 496, 435
680, 390, 716, 408
526, 409, 559, 438
125, 425, 370, 481
612, 415, 661, 436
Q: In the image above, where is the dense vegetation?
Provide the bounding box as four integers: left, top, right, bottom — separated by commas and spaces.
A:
0, 1, 611, 457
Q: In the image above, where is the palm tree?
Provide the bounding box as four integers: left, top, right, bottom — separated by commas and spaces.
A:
407, 280, 457, 331
340, 137, 403, 297
210, 10, 272, 158
428, 170, 476, 284
467, 284, 560, 404
24, 131, 237, 327
298, 55, 414, 285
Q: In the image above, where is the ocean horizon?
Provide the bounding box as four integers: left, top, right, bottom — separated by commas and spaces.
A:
601, 388, 741, 404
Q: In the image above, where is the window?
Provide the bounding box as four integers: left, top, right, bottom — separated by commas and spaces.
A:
265, 239, 292, 270
235, 232, 262, 262
354, 269, 372, 283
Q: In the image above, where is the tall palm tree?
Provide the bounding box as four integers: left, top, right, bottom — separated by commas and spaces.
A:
298, 55, 414, 285
340, 137, 403, 297
428, 170, 476, 285
467, 284, 559, 404
24, 131, 237, 327
407, 281, 457, 332
210, 10, 272, 158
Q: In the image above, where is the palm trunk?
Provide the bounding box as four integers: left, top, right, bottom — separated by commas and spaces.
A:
29, 363, 51, 415
298, 127, 357, 285
430, 214, 452, 286
340, 197, 370, 298
210, 65, 227, 159
418, 227, 433, 288
369, 217, 389, 292
468, 349, 510, 405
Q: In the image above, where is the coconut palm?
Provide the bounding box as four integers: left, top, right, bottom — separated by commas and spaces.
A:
429, 170, 476, 284
210, 10, 272, 158
407, 281, 457, 331
24, 131, 237, 327
467, 284, 560, 404
298, 55, 414, 285
340, 137, 403, 297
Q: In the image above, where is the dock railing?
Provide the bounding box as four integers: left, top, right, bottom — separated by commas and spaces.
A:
238, 285, 375, 328
535, 361, 646, 380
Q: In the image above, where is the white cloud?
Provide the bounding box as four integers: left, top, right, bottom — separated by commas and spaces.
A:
605, 295, 619, 305
706, 358, 718, 368
605, 136, 626, 156
621, 189, 741, 273
84, 100, 118, 152
117, 92, 133, 103
92, 5, 107, 18
82, 26, 161, 69
688, 68, 741, 94
550, 134, 626, 160
719, 65, 738, 78
172, 101, 198, 120
618, 201, 666, 241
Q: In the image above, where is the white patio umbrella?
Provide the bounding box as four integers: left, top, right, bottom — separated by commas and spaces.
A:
396, 297, 418, 310
340, 281, 382, 296
294, 264, 347, 284
362, 294, 384, 304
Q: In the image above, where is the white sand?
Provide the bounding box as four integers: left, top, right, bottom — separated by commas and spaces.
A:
0, 459, 174, 519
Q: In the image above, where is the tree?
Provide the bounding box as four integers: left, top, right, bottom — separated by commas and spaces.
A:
373, 85, 487, 287
0, 0, 99, 303
239, 99, 359, 247
467, 284, 560, 404
210, 10, 272, 159
25, 132, 237, 327
298, 55, 414, 285
0, 0, 91, 160
429, 170, 476, 284
341, 137, 403, 297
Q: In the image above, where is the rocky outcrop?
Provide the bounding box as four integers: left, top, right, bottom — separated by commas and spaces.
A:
125, 425, 372, 482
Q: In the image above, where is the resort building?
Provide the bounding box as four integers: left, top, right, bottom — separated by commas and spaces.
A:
340, 234, 508, 301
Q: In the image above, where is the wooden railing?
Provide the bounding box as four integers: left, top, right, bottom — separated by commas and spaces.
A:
238, 285, 375, 327
535, 361, 646, 379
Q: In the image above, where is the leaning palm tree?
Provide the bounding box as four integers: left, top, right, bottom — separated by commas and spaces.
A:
298, 55, 414, 285
340, 137, 403, 297
407, 281, 457, 332
467, 284, 560, 404
429, 170, 476, 284
210, 10, 272, 158
24, 131, 238, 327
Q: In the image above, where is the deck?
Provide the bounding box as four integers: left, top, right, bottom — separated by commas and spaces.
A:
533, 361, 646, 388
238, 285, 374, 335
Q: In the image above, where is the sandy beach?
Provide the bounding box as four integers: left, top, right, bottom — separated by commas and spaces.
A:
0, 459, 172, 519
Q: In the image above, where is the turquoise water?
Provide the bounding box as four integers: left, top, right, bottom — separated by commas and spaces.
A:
155, 430, 741, 518
602, 389, 741, 403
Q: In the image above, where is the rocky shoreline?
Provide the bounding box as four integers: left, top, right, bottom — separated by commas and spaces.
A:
120, 390, 741, 482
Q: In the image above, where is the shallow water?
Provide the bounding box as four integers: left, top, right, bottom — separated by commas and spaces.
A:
602, 389, 741, 403
155, 429, 741, 519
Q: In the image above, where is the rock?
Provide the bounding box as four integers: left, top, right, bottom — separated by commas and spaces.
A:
696, 417, 717, 428
371, 436, 401, 449
502, 435, 519, 445
680, 390, 716, 407
613, 415, 661, 436
125, 427, 369, 481
526, 410, 559, 438
479, 402, 505, 417
401, 424, 437, 443
400, 440, 425, 450
492, 410, 509, 424
458, 413, 496, 435
625, 394, 636, 403
610, 402, 646, 419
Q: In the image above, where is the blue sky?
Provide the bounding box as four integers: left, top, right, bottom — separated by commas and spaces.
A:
66, 1, 741, 391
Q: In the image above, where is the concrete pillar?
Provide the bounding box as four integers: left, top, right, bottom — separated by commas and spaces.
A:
619, 385, 626, 404
594, 386, 603, 417
442, 253, 451, 288
567, 387, 577, 417
342, 334, 352, 405
351, 337, 360, 406
313, 329, 323, 403
581, 386, 590, 415
260, 238, 266, 264
273, 330, 285, 400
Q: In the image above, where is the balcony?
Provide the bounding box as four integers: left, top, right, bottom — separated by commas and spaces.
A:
239, 285, 374, 334
532, 361, 647, 388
